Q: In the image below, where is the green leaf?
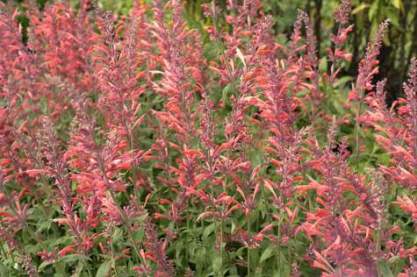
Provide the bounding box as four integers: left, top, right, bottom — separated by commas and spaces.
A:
52, 236, 73, 247
260, 246, 275, 263
368, 1, 380, 21
38, 260, 54, 272
377, 261, 394, 277
58, 254, 90, 265
386, 8, 400, 29
333, 76, 353, 88
212, 255, 223, 273
96, 260, 112, 277
203, 223, 216, 240
231, 222, 236, 234
0, 262, 10, 276
112, 228, 123, 243
319, 57, 328, 73
392, 0, 403, 10
132, 229, 144, 241
72, 261, 85, 277
352, 3, 369, 14
40, 96, 49, 114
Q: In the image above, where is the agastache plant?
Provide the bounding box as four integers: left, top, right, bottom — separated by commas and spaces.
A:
0, 0, 416, 276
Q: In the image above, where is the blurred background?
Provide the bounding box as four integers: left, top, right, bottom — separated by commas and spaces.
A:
4, 0, 417, 102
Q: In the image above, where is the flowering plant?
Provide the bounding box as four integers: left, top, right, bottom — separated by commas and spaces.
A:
0, 0, 416, 276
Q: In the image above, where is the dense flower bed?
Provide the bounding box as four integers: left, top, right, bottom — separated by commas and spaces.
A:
0, 0, 416, 276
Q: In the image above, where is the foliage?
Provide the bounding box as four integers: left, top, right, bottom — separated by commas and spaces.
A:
0, 0, 416, 276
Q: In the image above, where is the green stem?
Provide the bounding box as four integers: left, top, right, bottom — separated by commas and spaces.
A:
277, 216, 282, 275
110, 228, 119, 276
247, 214, 251, 277
354, 90, 364, 162
220, 219, 223, 277
109, 191, 143, 265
